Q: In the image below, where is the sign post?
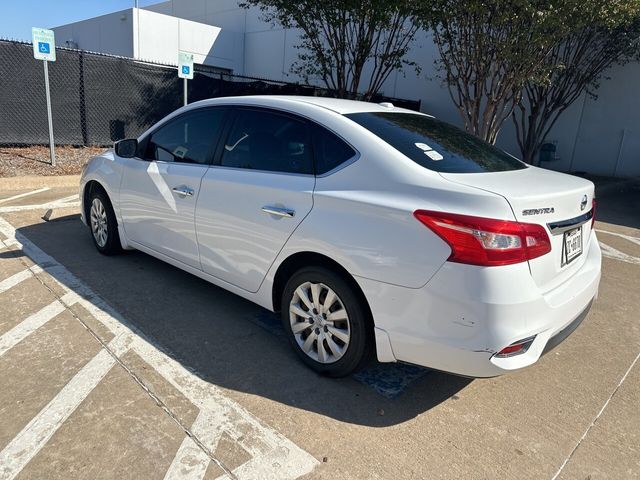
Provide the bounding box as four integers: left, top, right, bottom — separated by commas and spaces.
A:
32, 27, 57, 167
178, 51, 194, 106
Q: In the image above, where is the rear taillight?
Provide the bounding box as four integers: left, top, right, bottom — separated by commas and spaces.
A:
591, 199, 597, 228
413, 210, 551, 267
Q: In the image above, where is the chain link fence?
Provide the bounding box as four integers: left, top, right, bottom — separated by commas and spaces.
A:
0, 39, 420, 148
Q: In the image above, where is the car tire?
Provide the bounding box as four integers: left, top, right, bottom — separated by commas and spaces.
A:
87, 189, 122, 256
281, 266, 372, 377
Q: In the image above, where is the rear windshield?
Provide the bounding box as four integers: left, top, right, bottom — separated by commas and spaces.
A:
345, 112, 527, 173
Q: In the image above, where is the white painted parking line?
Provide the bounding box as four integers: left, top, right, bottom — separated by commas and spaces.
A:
0, 200, 80, 214
0, 292, 77, 358
0, 337, 130, 480
599, 242, 640, 265
596, 229, 640, 246
0, 266, 43, 295
0, 188, 50, 205
164, 406, 242, 480
134, 337, 318, 480
73, 294, 318, 480
552, 349, 640, 479
0, 238, 20, 250
0, 214, 319, 479
0, 219, 18, 242
53, 193, 79, 204
164, 435, 210, 480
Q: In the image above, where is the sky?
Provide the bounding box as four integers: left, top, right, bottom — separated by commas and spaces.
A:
0, 0, 159, 42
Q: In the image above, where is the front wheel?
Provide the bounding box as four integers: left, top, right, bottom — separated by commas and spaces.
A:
88, 190, 122, 256
281, 267, 372, 377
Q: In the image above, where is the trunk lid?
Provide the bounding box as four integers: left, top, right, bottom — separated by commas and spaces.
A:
440, 166, 595, 292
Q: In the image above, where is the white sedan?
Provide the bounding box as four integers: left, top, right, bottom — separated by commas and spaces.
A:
80, 95, 601, 377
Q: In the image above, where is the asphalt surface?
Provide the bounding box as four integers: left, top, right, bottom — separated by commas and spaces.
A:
0, 180, 638, 479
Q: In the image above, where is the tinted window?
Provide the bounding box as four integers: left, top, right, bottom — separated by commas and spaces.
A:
145, 109, 226, 164
313, 126, 356, 175
346, 112, 527, 173
221, 109, 312, 174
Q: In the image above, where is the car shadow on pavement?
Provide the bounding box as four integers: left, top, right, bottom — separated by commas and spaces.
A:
15, 214, 472, 427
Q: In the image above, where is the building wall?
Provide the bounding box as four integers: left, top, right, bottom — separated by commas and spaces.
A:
134, 9, 243, 72
55, 0, 640, 177
566, 62, 640, 177
53, 8, 244, 74
52, 10, 135, 58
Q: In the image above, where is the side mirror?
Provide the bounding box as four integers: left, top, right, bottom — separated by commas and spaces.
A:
114, 138, 138, 158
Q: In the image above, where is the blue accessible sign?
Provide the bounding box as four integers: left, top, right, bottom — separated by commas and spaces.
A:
32, 28, 56, 61
178, 51, 194, 80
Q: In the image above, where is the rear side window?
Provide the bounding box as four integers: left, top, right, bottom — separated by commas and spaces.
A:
313, 126, 357, 175
345, 112, 527, 173
221, 109, 313, 174
144, 108, 226, 164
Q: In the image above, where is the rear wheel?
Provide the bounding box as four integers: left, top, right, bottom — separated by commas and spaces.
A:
281, 266, 371, 377
88, 190, 121, 255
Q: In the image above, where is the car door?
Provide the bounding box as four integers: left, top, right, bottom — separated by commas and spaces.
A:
196, 107, 315, 292
119, 107, 228, 269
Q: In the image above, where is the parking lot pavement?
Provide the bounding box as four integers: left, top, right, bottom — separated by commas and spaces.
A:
0, 182, 638, 479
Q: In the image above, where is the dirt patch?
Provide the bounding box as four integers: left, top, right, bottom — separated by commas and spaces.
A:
0, 146, 106, 177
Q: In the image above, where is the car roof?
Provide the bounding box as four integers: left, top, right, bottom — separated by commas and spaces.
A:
188, 95, 421, 115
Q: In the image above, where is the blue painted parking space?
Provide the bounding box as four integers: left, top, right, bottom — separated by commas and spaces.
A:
249, 310, 430, 398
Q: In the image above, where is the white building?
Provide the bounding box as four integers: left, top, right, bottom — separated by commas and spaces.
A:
53, 0, 640, 177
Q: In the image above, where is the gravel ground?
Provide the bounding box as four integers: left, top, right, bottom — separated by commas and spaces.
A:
0, 146, 106, 177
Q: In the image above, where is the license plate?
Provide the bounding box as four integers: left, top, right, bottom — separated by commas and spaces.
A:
563, 227, 583, 266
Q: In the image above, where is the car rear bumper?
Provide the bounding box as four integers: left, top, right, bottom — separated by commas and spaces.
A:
357, 232, 602, 377
541, 299, 592, 356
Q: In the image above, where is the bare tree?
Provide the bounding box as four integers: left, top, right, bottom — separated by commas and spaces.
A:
422, 0, 571, 144
241, 0, 422, 99
513, 4, 640, 165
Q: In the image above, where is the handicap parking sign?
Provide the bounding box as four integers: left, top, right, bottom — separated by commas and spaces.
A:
32, 28, 56, 61
178, 51, 194, 80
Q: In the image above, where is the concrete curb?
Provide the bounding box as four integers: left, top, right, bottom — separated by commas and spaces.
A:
0, 175, 80, 191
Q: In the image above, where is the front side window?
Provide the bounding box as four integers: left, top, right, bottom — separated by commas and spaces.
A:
345, 112, 527, 173
144, 109, 226, 164
221, 109, 313, 174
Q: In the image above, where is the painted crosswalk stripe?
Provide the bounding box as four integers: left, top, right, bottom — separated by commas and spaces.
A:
0, 188, 50, 205
0, 292, 77, 358
0, 337, 129, 480
0, 266, 42, 295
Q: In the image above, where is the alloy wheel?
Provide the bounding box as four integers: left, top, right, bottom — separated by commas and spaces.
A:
289, 281, 351, 364
90, 197, 108, 248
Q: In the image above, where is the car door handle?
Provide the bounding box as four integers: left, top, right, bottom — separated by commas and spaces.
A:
172, 186, 194, 198
261, 206, 295, 218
